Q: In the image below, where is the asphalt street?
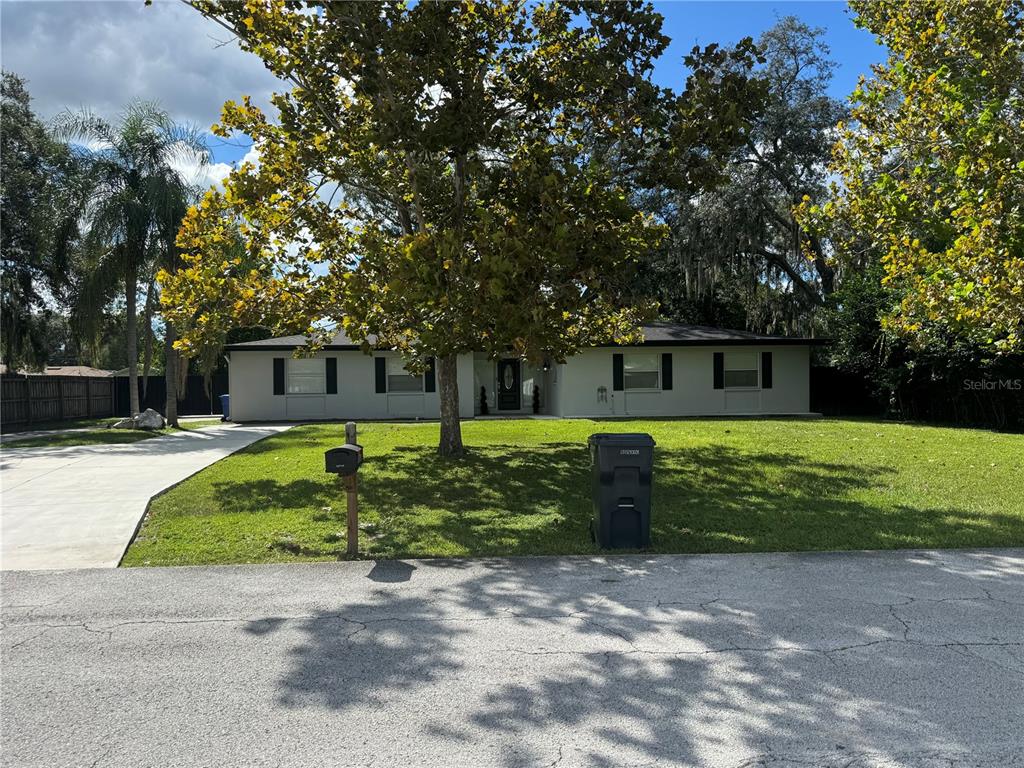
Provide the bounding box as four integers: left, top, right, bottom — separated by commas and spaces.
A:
2, 549, 1023, 767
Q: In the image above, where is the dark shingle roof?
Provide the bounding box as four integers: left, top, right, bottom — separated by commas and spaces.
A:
225, 322, 824, 351
612, 321, 825, 346
225, 329, 369, 350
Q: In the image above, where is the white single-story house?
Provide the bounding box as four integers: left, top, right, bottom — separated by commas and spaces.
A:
224, 322, 825, 422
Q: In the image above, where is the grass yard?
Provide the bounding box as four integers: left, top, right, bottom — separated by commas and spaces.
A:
1, 429, 161, 449
1, 418, 224, 449
4, 416, 117, 433
122, 418, 1024, 566
176, 419, 224, 431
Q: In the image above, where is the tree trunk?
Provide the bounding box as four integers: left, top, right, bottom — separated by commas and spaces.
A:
437, 353, 464, 457
808, 235, 836, 296
125, 262, 140, 416
164, 320, 179, 428
140, 279, 156, 399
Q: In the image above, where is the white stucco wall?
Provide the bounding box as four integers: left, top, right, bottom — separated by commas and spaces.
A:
227, 350, 474, 422
227, 345, 811, 422
553, 345, 811, 418
547, 363, 564, 417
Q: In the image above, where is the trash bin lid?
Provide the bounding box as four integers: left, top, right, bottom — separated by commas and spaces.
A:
587, 433, 656, 447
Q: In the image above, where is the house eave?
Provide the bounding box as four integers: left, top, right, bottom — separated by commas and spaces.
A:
225, 339, 828, 352
223, 343, 363, 352
598, 338, 830, 348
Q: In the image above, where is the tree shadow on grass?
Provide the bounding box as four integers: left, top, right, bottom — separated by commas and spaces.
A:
360, 442, 1022, 555
360, 442, 594, 557
206, 440, 1024, 559
210, 478, 335, 514
236, 423, 347, 455
1, 430, 160, 449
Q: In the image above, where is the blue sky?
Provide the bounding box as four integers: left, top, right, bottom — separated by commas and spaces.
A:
652, 1, 884, 99
2, 0, 887, 172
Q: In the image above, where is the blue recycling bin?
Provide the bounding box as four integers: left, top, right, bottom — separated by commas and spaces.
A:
219, 394, 230, 422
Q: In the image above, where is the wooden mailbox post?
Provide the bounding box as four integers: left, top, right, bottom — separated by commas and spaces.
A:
324, 421, 362, 557
343, 421, 358, 557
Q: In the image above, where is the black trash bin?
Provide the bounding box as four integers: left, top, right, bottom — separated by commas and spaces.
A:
587, 433, 655, 548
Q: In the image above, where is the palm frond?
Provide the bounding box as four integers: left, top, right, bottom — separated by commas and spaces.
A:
55, 99, 213, 365
50, 107, 113, 147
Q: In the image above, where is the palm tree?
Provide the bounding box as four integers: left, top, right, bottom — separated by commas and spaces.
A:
53, 102, 208, 416
152, 170, 198, 428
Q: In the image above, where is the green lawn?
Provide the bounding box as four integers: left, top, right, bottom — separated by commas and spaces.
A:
175, 419, 223, 431
2, 428, 160, 448
122, 418, 1024, 566
2, 418, 223, 449
3, 416, 118, 433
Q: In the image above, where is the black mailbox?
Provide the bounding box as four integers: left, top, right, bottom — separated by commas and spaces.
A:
588, 433, 655, 548
324, 444, 363, 476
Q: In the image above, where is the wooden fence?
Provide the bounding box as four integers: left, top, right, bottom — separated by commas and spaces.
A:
1, 376, 115, 433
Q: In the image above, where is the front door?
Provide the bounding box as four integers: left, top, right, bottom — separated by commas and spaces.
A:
497, 359, 521, 411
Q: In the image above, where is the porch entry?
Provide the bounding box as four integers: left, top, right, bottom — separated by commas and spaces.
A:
497, 359, 521, 410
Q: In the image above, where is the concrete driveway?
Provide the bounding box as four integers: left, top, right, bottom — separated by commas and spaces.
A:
2, 549, 1022, 767
0, 424, 290, 570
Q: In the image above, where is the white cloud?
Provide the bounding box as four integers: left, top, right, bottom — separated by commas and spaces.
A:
169, 143, 260, 191
169, 153, 231, 190
238, 143, 260, 168
0, 0, 283, 151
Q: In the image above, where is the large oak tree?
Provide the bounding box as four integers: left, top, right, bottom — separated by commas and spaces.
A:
637, 18, 842, 337
162, 1, 757, 455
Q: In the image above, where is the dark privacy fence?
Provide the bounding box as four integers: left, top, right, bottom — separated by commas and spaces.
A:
112, 374, 229, 417
810, 365, 1024, 431
1, 375, 115, 432
885, 368, 1024, 432
809, 367, 880, 418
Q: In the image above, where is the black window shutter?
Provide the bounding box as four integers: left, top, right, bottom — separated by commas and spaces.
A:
612, 353, 624, 391
326, 357, 338, 394
761, 351, 773, 389
424, 357, 436, 393
661, 353, 673, 391
374, 357, 386, 393
273, 358, 285, 395
713, 352, 724, 390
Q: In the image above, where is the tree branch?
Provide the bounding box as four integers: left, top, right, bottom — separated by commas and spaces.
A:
750, 246, 823, 305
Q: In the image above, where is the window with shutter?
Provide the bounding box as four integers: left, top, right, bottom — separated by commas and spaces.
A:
723, 352, 759, 389
624, 353, 660, 390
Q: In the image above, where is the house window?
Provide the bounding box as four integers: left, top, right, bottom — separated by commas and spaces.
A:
287, 358, 325, 394
387, 356, 424, 393
624, 353, 660, 390
724, 351, 759, 389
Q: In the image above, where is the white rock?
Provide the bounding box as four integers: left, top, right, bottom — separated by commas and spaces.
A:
133, 408, 166, 430
111, 418, 135, 430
